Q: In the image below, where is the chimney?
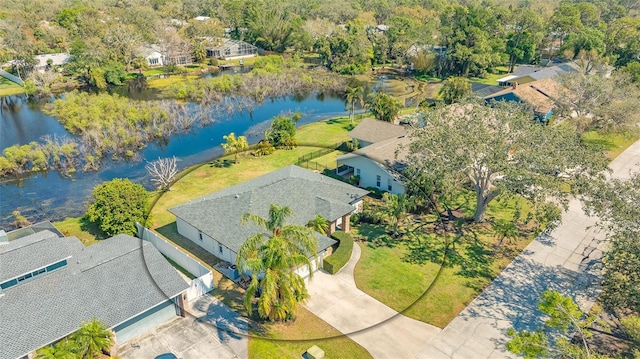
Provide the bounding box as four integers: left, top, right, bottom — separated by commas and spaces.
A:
512, 82, 518, 90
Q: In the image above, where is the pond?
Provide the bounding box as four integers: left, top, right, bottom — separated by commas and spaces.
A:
0, 91, 349, 229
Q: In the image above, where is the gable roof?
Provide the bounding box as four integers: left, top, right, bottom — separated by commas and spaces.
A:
484, 78, 564, 115
348, 119, 408, 144
0, 232, 188, 359
168, 165, 368, 253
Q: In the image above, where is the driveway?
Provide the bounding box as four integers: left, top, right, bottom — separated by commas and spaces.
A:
119, 294, 248, 359
305, 243, 441, 359
415, 139, 640, 358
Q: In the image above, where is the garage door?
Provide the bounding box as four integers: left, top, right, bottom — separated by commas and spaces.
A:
114, 300, 178, 344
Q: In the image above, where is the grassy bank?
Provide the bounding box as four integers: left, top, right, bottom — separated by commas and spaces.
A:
0, 77, 24, 96
582, 129, 639, 159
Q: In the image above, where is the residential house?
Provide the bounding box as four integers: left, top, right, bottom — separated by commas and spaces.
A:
137, 44, 193, 67
347, 118, 409, 147
168, 165, 369, 278
496, 62, 579, 86
484, 78, 564, 122
206, 38, 260, 60
0, 229, 189, 359
337, 135, 411, 195
34, 53, 71, 72
138, 45, 166, 67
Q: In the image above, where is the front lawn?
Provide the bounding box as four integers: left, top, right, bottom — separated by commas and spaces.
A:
581, 129, 639, 159
353, 194, 538, 328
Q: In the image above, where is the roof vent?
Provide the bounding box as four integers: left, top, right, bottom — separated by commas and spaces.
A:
234, 193, 240, 199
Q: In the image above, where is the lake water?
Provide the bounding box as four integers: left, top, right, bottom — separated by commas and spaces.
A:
0, 91, 349, 229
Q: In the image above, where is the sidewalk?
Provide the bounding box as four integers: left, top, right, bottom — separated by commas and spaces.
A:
415, 139, 640, 358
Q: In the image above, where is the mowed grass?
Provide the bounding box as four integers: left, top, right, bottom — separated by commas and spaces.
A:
53, 217, 102, 246
249, 307, 372, 359
582, 129, 639, 160
353, 194, 537, 328
0, 77, 24, 96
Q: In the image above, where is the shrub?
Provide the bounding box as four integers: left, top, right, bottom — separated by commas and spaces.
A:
323, 231, 354, 274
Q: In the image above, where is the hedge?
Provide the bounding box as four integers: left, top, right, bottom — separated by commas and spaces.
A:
323, 231, 354, 274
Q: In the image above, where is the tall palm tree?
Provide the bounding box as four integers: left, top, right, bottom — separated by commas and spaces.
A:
345, 86, 364, 124
70, 318, 113, 359
222, 132, 249, 164
382, 192, 416, 237
236, 204, 318, 321
307, 214, 329, 235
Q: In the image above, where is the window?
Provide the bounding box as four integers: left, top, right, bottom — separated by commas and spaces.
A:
198, 232, 203, 241
356, 168, 360, 176
376, 175, 381, 187
218, 245, 223, 254
149, 57, 159, 65
0, 279, 17, 290
388, 178, 393, 191
45, 259, 67, 272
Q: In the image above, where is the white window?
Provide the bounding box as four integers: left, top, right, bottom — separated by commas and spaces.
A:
149, 57, 159, 65
376, 175, 381, 187
388, 178, 393, 191
218, 245, 223, 254
198, 232, 203, 241
356, 168, 360, 176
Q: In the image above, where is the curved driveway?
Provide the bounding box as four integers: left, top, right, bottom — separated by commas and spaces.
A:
305, 243, 441, 359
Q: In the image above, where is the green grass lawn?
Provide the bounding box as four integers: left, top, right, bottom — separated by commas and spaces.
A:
53, 217, 103, 246
582, 129, 639, 159
0, 77, 25, 96
469, 66, 510, 85
353, 194, 537, 328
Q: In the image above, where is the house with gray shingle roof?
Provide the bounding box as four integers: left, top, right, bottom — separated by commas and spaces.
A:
347, 118, 409, 147
337, 135, 411, 195
168, 165, 369, 275
0, 230, 189, 359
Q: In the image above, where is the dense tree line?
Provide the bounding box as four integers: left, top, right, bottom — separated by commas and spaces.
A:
2, 0, 639, 82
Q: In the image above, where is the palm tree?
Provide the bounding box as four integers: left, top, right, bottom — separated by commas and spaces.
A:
381, 192, 416, 237
34, 339, 76, 359
70, 318, 113, 359
345, 86, 364, 124
307, 214, 329, 235
236, 204, 318, 321
222, 132, 249, 164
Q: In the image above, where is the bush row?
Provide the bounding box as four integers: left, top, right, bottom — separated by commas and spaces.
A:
323, 230, 354, 274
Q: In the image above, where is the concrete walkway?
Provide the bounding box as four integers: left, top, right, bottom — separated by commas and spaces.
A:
415, 139, 640, 358
305, 243, 441, 359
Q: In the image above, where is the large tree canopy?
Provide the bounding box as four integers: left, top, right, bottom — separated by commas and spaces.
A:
407, 101, 608, 222
86, 178, 150, 236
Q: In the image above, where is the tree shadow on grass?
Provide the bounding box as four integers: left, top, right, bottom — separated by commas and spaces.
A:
209, 159, 234, 168
357, 223, 402, 249
402, 225, 496, 288
78, 216, 109, 240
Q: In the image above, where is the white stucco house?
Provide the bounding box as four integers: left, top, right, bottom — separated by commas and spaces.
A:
337, 134, 410, 195
168, 165, 369, 278
337, 118, 411, 195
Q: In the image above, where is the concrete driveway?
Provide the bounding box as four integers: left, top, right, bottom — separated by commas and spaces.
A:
119, 295, 248, 359
305, 243, 441, 359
